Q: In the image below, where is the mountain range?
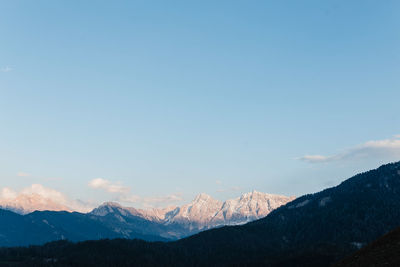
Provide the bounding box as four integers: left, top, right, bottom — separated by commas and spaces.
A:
91, 191, 294, 238
2, 161, 399, 266
0, 191, 293, 246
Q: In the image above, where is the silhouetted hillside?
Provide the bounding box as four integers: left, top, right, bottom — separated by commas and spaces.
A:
334, 226, 400, 267
1, 162, 400, 266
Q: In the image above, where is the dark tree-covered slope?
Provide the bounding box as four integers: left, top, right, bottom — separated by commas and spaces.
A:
334, 226, 400, 267
1, 161, 400, 266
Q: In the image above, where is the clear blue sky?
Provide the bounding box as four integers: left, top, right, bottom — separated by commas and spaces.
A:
0, 0, 399, 208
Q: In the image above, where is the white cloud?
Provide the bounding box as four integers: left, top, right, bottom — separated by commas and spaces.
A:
21, 184, 67, 202
1, 187, 17, 199
299, 155, 333, 163
299, 135, 400, 163
0, 184, 94, 214
0, 66, 13, 72
88, 178, 130, 194
215, 180, 222, 185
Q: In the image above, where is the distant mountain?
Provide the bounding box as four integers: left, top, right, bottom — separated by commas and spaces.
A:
0, 208, 172, 247
89, 202, 179, 240
0, 191, 292, 246
90, 191, 294, 238
0, 193, 73, 214
162, 191, 295, 231
211, 191, 294, 226
162, 193, 223, 232
334, 226, 400, 267
4, 162, 400, 266
0, 209, 122, 247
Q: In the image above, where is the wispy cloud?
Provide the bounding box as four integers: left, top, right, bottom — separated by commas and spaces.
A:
88, 178, 183, 207
88, 178, 130, 194
299, 135, 400, 163
17, 172, 31, 177
0, 66, 13, 72
215, 180, 222, 185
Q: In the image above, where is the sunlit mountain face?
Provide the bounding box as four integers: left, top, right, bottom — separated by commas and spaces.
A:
91, 191, 295, 238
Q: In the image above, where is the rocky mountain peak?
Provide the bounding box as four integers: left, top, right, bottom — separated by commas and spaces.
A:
192, 193, 214, 203
91, 201, 127, 216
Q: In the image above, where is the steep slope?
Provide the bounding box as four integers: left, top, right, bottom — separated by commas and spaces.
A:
89, 202, 175, 240
135, 206, 178, 222
163, 193, 223, 231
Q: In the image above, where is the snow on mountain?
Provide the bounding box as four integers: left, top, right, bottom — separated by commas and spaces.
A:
135, 206, 178, 222
1, 188, 295, 237
210, 190, 296, 226
90, 191, 295, 233
90, 201, 177, 222
162, 190, 295, 230
90, 202, 126, 216
163, 193, 223, 230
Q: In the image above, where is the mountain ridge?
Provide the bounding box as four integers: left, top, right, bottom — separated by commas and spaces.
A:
0, 190, 293, 246
1, 162, 400, 266
91, 191, 294, 231
89, 191, 295, 237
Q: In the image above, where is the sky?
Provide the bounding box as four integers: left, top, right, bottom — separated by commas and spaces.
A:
0, 0, 399, 210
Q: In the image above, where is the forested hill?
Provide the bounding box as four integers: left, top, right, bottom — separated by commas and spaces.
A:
2, 161, 400, 266
334, 225, 400, 267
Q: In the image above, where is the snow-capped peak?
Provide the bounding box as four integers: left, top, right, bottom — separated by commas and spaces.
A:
163, 191, 295, 230
86, 191, 295, 234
